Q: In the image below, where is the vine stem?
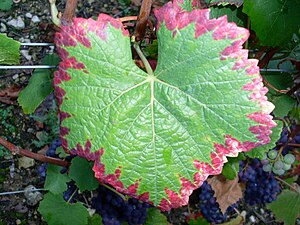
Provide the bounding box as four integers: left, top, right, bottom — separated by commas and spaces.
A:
133, 43, 154, 76
61, 0, 78, 26
100, 183, 126, 201
133, 0, 153, 41
275, 176, 299, 193
0, 137, 70, 167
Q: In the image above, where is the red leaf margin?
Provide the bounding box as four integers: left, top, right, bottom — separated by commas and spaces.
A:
53, 0, 276, 211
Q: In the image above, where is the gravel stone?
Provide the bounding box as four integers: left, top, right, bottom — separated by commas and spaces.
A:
7, 16, 25, 29
20, 50, 32, 61
25, 12, 33, 18
0, 22, 7, 32
31, 15, 40, 23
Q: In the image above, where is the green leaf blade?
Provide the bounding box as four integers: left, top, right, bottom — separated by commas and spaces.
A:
18, 69, 54, 114
0, 33, 20, 65
38, 193, 89, 225
243, 0, 300, 47
267, 190, 300, 225
69, 157, 99, 191
44, 164, 71, 194
54, 3, 276, 211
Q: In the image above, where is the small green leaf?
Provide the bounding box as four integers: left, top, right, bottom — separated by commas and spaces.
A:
0, 0, 13, 11
0, 33, 20, 65
38, 192, 89, 225
88, 214, 102, 225
69, 157, 99, 191
222, 154, 245, 180
18, 69, 54, 114
144, 208, 168, 225
245, 121, 282, 159
267, 190, 300, 225
44, 164, 71, 194
17, 53, 60, 114
243, 0, 300, 47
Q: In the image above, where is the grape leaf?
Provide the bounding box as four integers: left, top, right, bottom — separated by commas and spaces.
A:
44, 164, 71, 194
221, 153, 245, 180
245, 120, 282, 159
69, 157, 99, 191
18, 54, 60, 114
243, 0, 300, 47
18, 69, 53, 114
0, 33, 20, 65
267, 190, 300, 225
144, 208, 169, 225
38, 193, 89, 225
54, 0, 276, 210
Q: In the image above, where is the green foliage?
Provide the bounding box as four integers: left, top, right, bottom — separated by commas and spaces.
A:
0, 0, 13, 10
243, 0, 300, 47
88, 214, 102, 225
205, 0, 243, 7
0, 104, 16, 157
263, 72, 295, 117
221, 154, 245, 180
209, 5, 247, 27
267, 190, 300, 225
44, 164, 71, 194
18, 54, 60, 114
38, 193, 89, 225
144, 208, 168, 225
69, 157, 99, 191
245, 121, 282, 159
187, 215, 210, 225
0, 33, 20, 65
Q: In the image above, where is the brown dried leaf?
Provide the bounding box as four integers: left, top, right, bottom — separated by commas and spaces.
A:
0, 86, 21, 98
0, 86, 21, 104
207, 175, 242, 214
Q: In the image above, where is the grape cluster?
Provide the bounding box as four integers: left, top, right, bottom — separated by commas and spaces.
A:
262, 150, 295, 175
198, 181, 234, 224
63, 181, 78, 203
239, 159, 280, 205
261, 125, 298, 175
37, 139, 61, 179
91, 185, 150, 225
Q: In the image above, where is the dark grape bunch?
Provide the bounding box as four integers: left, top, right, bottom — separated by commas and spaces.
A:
37, 139, 61, 179
239, 159, 280, 205
91, 185, 151, 225
198, 181, 234, 224
63, 181, 78, 203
